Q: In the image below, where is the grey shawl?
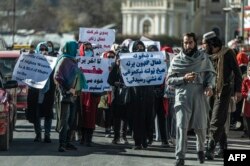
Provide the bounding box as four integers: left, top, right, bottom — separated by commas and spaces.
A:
168, 50, 216, 76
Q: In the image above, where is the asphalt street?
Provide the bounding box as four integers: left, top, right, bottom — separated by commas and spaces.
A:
0, 119, 249, 166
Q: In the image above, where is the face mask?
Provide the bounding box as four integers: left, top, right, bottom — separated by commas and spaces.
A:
85, 50, 93, 57
76, 49, 80, 56
47, 47, 53, 53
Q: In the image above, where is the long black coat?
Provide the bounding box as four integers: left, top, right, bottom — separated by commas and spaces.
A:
26, 71, 56, 123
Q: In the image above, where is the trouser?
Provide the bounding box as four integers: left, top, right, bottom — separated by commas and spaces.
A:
104, 108, 112, 130
208, 85, 232, 147
245, 117, 250, 139
176, 127, 206, 159
59, 102, 76, 145
112, 104, 129, 140
167, 98, 176, 140
34, 104, 52, 136
113, 118, 127, 139
132, 102, 154, 146
231, 99, 243, 126
81, 128, 94, 143
154, 96, 167, 142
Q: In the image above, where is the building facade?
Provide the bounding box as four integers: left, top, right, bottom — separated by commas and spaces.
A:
121, 0, 242, 40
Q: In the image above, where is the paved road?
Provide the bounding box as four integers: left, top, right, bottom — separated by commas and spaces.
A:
0, 119, 249, 166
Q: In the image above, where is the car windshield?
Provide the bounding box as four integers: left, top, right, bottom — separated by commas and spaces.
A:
0, 58, 17, 81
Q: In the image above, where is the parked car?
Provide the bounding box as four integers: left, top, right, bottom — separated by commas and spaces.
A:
0, 79, 18, 150
0, 51, 28, 112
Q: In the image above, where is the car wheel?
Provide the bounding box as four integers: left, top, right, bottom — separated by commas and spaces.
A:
0, 113, 10, 151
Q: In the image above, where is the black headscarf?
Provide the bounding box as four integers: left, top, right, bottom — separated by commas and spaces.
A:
132, 40, 145, 52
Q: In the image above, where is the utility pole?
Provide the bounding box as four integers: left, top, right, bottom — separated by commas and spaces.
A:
12, 0, 16, 46
241, 0, 245, 41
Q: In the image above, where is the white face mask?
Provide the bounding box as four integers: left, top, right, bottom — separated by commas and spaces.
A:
85, 50, 93, 57
47, 47, 53, 53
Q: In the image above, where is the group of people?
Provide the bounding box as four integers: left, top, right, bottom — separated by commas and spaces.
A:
24, 30, 248, 166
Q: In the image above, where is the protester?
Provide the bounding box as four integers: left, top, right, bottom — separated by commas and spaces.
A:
78, 42, 100, 147
167, 32, 216, 166
98, 50, 116, 138
27, 42, 55, 143
202, 31, 242, 160
147, 45, 169, 147
54, 41, 87, 152
129, 40, 155, 149
231, 47, 249, 132
241, 66, 250, 141
108, 46, 130, 144
38, 41, 57, 143
162, 46, 176, 146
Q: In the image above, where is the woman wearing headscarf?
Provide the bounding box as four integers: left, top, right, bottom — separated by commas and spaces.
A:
78, 42, 100, 147
108, 46, 131, 144
38, 41, 57, 143
54, 41, 87, 152
27, 42, 56, 143
147, 45, 170, 147
130, 40, 155, 149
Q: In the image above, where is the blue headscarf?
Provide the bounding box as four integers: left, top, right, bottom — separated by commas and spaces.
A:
61, 41, 78, 59
35, 42, 48, 54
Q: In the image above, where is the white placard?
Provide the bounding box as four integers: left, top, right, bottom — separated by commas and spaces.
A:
77, 56, 114, 92
119, 51, 167, 87
79, 27, 115, 56
12, 53, 57, 89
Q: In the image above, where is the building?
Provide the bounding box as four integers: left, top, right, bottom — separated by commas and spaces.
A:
121, 0, 244, 41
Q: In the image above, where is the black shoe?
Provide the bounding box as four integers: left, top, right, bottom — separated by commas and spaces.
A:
161, 141, 170, 148
205, 148, 214, 160
112, 138, 120, 144
80, 138, 85, 145
85, 142, 92, 147
132, 145, 142, 150
142, 142, 148, 149
175, 159, 184, 166
215, 149, 224, 158
66, 143, 77, 150
34, 134, 41, 142
197, 151, 205, 163
147, 140, 153, 146
120, 138, 129, 144
58, 145, 66, 152
206, 140, 215, 160
241, 132, 248, 138
44, 135, 51, 143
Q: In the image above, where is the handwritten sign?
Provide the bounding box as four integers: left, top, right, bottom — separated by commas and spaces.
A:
79, 27, 115, 56
12, 53, 57, 89
77, 56, 114, 92
119, 52, 167, 87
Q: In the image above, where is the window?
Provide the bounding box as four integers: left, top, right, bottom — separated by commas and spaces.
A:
143, 20, 151, 35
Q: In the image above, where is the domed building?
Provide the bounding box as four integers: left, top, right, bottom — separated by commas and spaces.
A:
121, 0, 241, 40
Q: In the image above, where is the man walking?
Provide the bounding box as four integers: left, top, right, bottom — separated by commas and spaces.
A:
202, 31, 242, 160
167, 33, 216, 166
